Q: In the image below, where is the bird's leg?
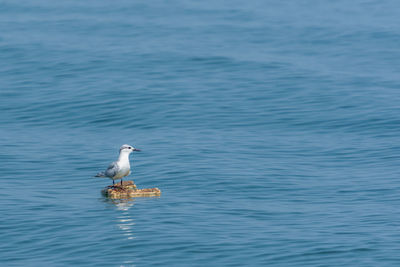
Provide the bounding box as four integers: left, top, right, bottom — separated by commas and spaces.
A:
113, 180, 115, 186
120, 178, 123, 187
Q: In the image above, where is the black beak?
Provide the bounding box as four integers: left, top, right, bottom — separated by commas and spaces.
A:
133, 148, 141, 152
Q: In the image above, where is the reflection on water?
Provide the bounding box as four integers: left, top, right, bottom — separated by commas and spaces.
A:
104, 198, 136, 240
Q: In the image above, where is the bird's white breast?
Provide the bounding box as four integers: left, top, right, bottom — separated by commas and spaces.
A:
113, 160, 131, 179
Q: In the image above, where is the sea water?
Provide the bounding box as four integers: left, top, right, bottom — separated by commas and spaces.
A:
1, 0, 400, 266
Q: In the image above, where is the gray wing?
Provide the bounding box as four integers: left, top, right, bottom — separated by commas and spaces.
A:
104, 161, 119, 178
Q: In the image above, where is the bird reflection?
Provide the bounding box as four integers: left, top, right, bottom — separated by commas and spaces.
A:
104, 198, 136, 240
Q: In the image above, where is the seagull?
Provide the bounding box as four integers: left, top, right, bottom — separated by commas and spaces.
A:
95, 144, 141, 186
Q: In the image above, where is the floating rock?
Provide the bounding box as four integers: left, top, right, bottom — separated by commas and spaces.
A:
102, 180, 161, 199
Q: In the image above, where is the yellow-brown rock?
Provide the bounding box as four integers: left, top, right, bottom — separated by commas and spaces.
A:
101, 180, 161, 199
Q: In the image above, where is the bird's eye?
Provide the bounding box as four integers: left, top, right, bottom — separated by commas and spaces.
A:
128, 147, 132, 149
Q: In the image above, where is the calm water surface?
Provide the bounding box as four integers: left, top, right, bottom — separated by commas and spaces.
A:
1, 0, 400, 266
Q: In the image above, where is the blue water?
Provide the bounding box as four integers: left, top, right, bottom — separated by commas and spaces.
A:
1, 0, 400, 266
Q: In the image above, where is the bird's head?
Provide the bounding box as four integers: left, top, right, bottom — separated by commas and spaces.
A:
120, 144, 141, 153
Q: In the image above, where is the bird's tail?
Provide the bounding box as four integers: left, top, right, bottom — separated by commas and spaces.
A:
95, 172, 106, 177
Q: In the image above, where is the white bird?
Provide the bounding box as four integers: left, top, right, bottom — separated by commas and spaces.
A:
95, 144, 141, 186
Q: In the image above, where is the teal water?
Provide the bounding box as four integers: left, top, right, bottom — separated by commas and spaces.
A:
1, 1, 400, 266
